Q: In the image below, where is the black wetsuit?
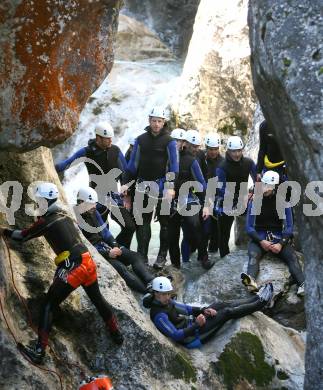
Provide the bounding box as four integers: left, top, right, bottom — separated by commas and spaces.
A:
216, 153, 256, 257
246, 194, 304, 285
4, 203, 119, 351
144, 295, 267, 348
79, 207, 154, 293
55, 140, 135, 248
169, 149, 207, 267
126, 126, 179, 260
204, 153, 224, 252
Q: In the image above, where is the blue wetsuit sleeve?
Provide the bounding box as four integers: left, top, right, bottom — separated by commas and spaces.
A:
246, 200, 262, 242
216, 167, 226, 199
167, 140, 179, 179
55, 147, 87, 172
153, 312, 199, 342
126, 140, 140, 179
95, 210, 117, 246
191, 160, 207, 191
282, 207, 293, 239
117, 151, 128, 185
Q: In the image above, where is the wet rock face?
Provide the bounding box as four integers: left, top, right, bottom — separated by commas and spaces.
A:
248, 1, 322, 388
171, 0, 256, 137
0, 0, 122, 151
123, 0, 200, 57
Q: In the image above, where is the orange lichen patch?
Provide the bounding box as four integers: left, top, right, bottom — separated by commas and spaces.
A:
1, 0, 121, 149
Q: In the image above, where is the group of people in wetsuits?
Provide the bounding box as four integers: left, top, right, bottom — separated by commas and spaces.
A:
0, 107, 305, 362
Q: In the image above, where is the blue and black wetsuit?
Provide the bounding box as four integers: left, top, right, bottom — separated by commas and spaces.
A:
246, 194, 304, 286
204, 153, 224, 253
144, 295, 267, 348
216, 152, 256, 257
78, 207, 154, 293
126, 125, 179, 260
169, 149, 207, 267
55, 139, 135, 248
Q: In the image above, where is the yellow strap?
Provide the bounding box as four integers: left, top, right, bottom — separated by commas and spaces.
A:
54, 251, 70, 266
264, 154, 285, 169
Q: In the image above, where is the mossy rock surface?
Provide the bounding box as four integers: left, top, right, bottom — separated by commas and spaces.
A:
213, 331, 275, 389
168, 352, 197, 383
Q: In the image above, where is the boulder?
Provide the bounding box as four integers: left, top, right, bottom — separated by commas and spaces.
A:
123, 0, 200, 57
190, 313, 305, 390
248, 2, 322, 387
171, 0, 256, 137
0, 0, 122, 151
115, 14, 173, 61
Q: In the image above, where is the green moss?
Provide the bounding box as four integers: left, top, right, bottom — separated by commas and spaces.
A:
277, 370, 289, 380
318, 67, 323, 76
168, 352, 197, 383
283, 58, 292, 67
213, 332, 275, 389
217, 115, 248, 136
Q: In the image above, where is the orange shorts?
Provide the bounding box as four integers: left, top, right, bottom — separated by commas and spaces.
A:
66, 252, 97, 288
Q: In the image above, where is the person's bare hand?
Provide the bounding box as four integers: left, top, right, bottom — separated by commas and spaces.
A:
270, 243, 282, 254
202, 207, 210, 220
109, 247, 122, 258
165, 189, 175, 202
204, 308, 217, 317
260, 240, 272, 251
196, 314, 206, 327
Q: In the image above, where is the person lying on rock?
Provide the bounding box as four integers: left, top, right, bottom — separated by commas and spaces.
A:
76, 186, 155, 294
143, 276, 273, 348
0, 182, 123, 365
242, 170, 304, 296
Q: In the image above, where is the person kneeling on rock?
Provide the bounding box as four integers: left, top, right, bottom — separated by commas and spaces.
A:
143, 276, 273, 348
242, 170, 305, 296
0, 183, 123, 365
76, 187, 155, 294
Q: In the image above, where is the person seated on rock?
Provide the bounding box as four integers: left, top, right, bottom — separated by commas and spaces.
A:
143, 276, 273, 348
55, 121, 135, 249
242, 170, 304, 296
215, 136, 257, 258
169, 130, 215, 270
0, 182, 123, 365
76, 186, 155, 294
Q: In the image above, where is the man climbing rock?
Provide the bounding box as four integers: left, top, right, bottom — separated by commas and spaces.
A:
76, 187, 154, 294
143, 276, 273, 348
0, 182, 123, 364
242, 170, 305, 296
55, 121, 135, 248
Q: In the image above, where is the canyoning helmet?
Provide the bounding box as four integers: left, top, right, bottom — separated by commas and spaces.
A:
152, 276, 173, 292
95, 122, 114, 138
77, 187, 98, 204
149, 106, 167, 119
185, 129, 202, 146
261, 170, 280, 185
227, 136, 244, 150
35, 182, 59, 200
205, 133, 221, 148
128, 135, 136, 146
171, 128, 186, 140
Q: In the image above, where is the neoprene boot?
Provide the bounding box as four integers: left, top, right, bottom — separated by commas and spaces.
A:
18, 343, 45, 365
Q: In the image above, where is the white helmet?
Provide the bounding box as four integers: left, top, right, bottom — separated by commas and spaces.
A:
171, 128, 186, 140
149, 106, 167, 119
185, 129, 202, 146
205, 133, 221, 148
77, 187, 98, 204
227, 136, 244, 150
35, 182, 59, 199
261, 170, 280, 185
128, 135, 136, 146
152, 276, 173, 292
95, 122, 114, 138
